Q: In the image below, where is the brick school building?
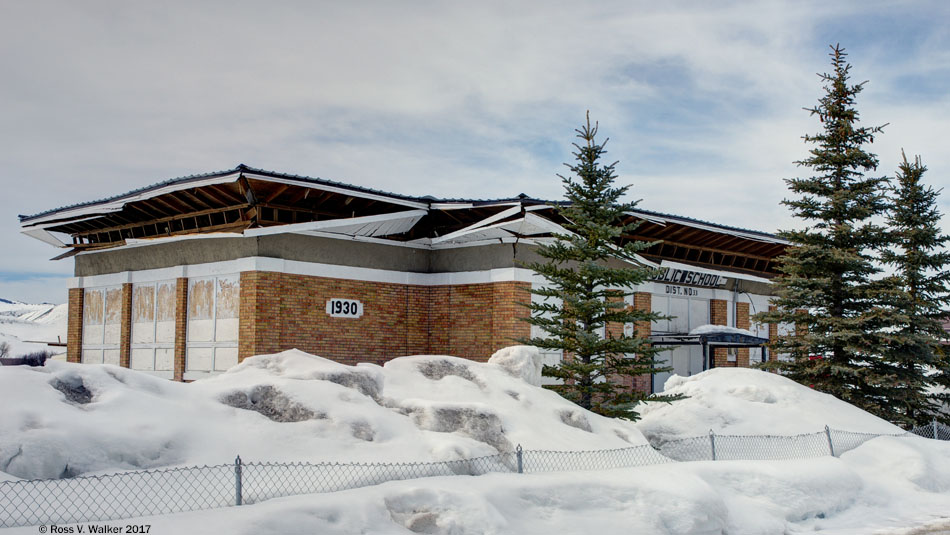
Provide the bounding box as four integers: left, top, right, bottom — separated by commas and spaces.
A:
20, 165, 789, 392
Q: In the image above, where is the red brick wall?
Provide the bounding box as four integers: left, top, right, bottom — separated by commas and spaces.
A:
710, 298, 732, 367
235, 271, 531, 366
67, 288, 84, 363
173, 278, 188, 382
119, 283, 133, 368
736, 301, 750, 368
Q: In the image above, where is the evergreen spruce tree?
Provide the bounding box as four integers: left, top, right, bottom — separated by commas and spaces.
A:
757, 45, 893, 413
522, 113, 673, 420
881, 153, 950, 425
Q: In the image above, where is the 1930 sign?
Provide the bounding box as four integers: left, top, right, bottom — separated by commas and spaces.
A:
326, 298, 363, 318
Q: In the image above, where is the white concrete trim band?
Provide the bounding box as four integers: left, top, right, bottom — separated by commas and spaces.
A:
69, 257, 540, 289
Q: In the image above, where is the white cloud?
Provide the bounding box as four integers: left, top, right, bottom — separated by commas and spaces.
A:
3, 0, 949, 304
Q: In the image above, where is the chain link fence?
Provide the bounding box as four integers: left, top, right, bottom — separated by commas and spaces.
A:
2, 424, 947, 528
908, 419, 950, 440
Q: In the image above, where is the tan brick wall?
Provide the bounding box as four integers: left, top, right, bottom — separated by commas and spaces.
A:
633, 292, 652, 338
235, 272, 531, 366
67, 288, 84, 363
406, 285, 430, 354
119, 283, 133, 368
736, 301, 750, 368
238, 271, 282, 360
491, 282, 532, 353
710, 298, 732, 368
173, 278, 188, 382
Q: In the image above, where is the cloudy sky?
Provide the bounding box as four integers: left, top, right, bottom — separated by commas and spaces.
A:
2, 0, 949, 303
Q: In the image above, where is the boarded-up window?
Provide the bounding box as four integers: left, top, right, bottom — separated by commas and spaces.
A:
130, 281, 176, 375
186, 274, 240, 376
81, 286, 121, 365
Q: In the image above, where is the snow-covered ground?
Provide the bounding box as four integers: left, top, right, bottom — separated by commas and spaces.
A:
0, 299, 66, 359
0, 348, 643, 479
2, 347, 950, 534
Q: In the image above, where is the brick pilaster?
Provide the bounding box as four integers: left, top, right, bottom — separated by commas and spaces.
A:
238, 271, 282, 362
174, 277, 188, 382
67, 288, 84, 363
119, 283, 133, 368
736, 301, 750, 368
490, 281, 531, 354
768, 305, 778, 362
710, 299, 731, 367
631, 292, 654, 394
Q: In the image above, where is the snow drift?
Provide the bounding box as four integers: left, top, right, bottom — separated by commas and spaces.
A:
637, 367, 903, 444
0, 346, 643, 480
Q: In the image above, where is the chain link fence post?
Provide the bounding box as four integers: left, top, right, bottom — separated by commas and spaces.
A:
934, 418, 939, 440
709, 430, 717, 461
235, 455, 243, 506
516, 445, 523, 474
825, 425, 835, 457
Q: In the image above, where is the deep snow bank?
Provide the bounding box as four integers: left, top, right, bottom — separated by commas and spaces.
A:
0, 347, 644, 479
636, 368, 904, 442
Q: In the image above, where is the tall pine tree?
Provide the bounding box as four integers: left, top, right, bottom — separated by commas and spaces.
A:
757, 45, 893, 413
880, 153, 950, 425
522, 113, 672, 420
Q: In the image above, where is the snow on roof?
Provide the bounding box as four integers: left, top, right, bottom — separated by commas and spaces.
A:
688, 324, 758, 337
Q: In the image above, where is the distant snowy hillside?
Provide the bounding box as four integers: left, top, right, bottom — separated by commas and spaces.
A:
0, 299, 66, 358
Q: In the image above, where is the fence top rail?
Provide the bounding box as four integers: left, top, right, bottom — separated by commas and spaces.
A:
521, 444, 658, 455
0, 462, 233, 486
244, 454, 511, 470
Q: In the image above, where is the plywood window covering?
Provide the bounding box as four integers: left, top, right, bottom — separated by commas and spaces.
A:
186, 274, 240, 377
130, 281, 176, 376
81, 286, 121, 365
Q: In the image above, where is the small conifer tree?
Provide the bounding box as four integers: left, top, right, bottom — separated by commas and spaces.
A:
522, 113, 673, 419
880, 153, 950, 425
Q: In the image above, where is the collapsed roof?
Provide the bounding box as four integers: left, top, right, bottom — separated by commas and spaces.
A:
19, 164, 788, 275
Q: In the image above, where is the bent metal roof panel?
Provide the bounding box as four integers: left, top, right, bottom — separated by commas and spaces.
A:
19, 164, 789, 275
